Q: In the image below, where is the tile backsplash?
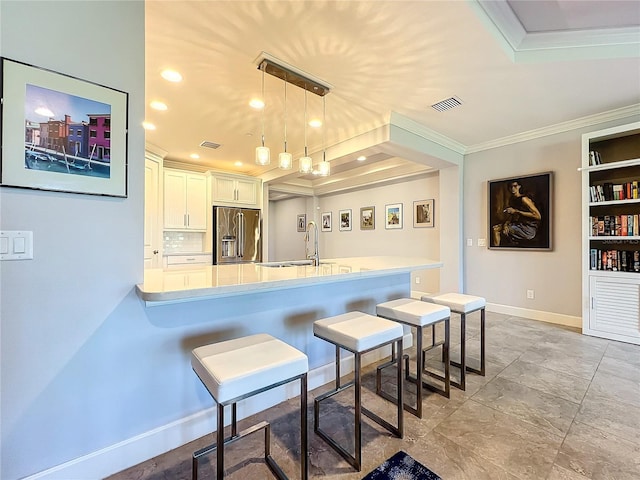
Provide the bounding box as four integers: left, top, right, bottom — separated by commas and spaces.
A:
163, 231, 205, 254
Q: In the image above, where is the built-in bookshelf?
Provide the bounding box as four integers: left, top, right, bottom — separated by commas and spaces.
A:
582, 121, 640, 345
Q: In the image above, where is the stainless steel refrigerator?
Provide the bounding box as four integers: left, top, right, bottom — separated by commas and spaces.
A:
212, 206, 262, 264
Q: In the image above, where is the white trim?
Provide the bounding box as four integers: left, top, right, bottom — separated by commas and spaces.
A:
23, 332, 412, 480
466, 104, 640, 154
389, 112, 466, 155
469, 0, 640, 62
487, 302, 581, 329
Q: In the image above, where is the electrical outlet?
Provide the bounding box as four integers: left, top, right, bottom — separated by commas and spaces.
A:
478, 238, 486, 247
527, 289, 535, 299
415, 277, 421, 284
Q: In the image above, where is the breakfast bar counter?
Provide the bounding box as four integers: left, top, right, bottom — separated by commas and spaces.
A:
135, 256, 442, 429
137, 256, 442, 304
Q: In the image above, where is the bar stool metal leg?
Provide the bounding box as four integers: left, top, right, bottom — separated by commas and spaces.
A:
314, 337, 403, 471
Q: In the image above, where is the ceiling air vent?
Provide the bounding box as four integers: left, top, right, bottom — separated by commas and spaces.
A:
200, 140, 221, 149
431, 96, 462, 112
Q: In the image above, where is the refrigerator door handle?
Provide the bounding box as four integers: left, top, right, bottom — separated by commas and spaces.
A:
238, 212, 244, 258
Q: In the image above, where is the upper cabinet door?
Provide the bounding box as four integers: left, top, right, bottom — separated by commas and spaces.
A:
164, 169, 208, 231
185, 174, 207, 229
235, 178, 258, 205
164, 170, 188, 229
211, 175, 237, 203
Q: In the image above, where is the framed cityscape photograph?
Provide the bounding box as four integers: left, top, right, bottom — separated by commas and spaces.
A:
297, 213, 306, 232
339, 209, 352, 231
488, 171, 553, 250
360, 206, 375, 230
413, 199, 434, 228
385, 203, 403, 229
0, 57, 129, 197
321, 211, 332, 232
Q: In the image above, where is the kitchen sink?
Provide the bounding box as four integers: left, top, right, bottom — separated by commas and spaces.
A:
259, 260, 334, 268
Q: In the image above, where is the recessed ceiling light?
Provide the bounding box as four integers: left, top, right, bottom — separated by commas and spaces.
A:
309, 119, 322, 128
161, 69, 182, 82
234, 161, 243, 167
357, 155, 366, 161
142, 121, 156, 130
150, 100, 168, 111
249, 98, 264, 109
190, 153, 200, 159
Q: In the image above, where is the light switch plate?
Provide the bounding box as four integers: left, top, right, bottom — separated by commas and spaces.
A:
0, 231, 33, 260
477, 238, 486, 247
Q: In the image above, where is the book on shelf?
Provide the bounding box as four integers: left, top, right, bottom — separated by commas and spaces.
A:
589, 150, 602, 166
591, 248, 640, 272
590, 214, 640, 236
591, 181, 640, 202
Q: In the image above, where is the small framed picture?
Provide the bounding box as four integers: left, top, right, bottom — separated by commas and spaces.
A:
321, 211, 332, 232
413, 199, 434, 228
297, 213, 306, 232
339, 209, 352, 231
385, 203, 403, 229
360, 206, 375, 230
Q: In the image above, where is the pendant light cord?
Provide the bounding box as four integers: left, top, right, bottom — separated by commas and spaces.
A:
283, 78, 288, 152
304, 89, 308, 156
261, 67, 266, 147
323, 94, 326, 162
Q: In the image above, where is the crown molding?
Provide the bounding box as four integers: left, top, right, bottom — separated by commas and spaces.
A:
470, 0, 640, 62
389, 112, 466, 155
466, 104, 640, 154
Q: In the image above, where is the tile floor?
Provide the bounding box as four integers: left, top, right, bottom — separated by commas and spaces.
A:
107, 312, 640, 480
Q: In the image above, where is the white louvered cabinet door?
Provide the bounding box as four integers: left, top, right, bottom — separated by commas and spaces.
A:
589, 274, 640, 344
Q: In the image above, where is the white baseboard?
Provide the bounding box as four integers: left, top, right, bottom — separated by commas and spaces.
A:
24, 332, 412, 480
487, 302, 582, 329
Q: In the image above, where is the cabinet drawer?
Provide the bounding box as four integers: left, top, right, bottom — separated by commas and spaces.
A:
166, 254, 212, 266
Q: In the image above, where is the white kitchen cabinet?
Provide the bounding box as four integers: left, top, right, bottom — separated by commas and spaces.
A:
164, 169, 207, 230
211, 173, 261, 207
582, 121, 640, 345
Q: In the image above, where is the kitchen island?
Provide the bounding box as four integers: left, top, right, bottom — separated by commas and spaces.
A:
136, 256, 442, 440
137, 256, 442, 304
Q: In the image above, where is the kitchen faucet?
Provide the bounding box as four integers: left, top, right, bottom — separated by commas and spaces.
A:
305, 220, 319, 266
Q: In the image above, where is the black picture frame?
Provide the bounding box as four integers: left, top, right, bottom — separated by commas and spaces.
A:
488, 171, 553, 250
297, 213, 306, 232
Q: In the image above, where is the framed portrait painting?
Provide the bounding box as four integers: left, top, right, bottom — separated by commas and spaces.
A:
339, 209, 352, 231
488, 171, 553, 250
360, 206, 375, 230
0, 57, 129, 197
321, 211, 332, 232
297, 213, 306, 232
413, 199, 434, 228
385, 203, 403, 229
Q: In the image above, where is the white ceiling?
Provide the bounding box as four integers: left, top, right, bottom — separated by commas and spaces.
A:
144, 0, 640, 196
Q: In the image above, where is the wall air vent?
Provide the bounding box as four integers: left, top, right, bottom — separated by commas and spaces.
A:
200, 141, 221, 149
431, 97, 462, 112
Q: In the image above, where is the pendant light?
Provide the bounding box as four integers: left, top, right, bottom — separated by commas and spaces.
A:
278, 77, 293, 170
298, 89, 313, 174
317, 94, 330, 176
255, 66, 270, 165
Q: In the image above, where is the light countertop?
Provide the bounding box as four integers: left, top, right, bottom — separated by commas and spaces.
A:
137, 256, 442, 304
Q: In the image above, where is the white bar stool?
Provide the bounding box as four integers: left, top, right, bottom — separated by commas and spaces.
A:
375, 298, 451, 418
191, 333, 309, 479
421, 293, 486, 391
313, 311, 404, 472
